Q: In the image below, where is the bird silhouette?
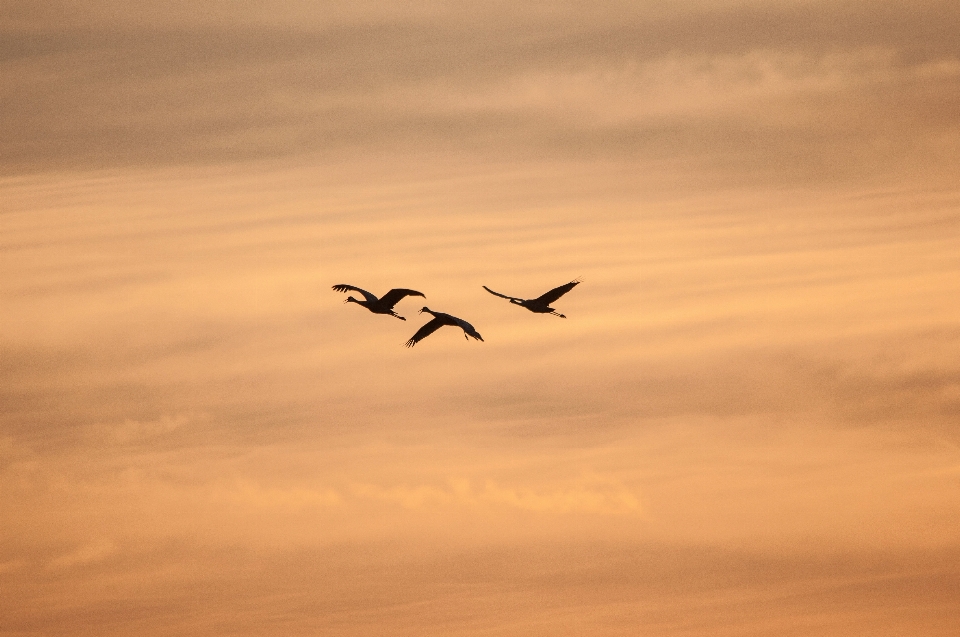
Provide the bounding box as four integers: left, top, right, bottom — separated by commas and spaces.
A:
331, 284, 425, 320
404, 307, 484, 347
482, 279, 580, 318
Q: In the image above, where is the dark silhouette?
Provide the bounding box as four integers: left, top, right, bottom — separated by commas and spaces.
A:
482, 279, 580, 318
331, 284, 425, 320
405, 307, 484, 347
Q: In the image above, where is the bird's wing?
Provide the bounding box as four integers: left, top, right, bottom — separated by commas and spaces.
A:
482, 285, 523, 303
378, 288, 426, 310
532, 280, 580, 305
331, 284, 377, 304
404, 317, 445, 347
452, 316, 483, 341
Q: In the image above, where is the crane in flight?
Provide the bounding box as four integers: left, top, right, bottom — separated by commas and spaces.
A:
482, 279, 580, 318
331, 284, 425, 320
404, 307, 484, 347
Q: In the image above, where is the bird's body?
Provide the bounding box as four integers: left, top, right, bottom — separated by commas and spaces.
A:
405, 307, 484, 347
331, 284, 425, 320
482, 279, 580, 318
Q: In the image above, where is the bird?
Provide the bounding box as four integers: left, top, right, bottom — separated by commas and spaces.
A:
331, 284, 425, 320
481, 279, 580, 318
404, 307, 484, 347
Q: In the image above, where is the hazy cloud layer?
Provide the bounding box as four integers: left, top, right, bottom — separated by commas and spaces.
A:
4, 1, 960, 634
3, 1, 960, 181
3, 157, 960, 633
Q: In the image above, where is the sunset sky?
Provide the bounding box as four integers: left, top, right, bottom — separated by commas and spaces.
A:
3, 1, 960, 635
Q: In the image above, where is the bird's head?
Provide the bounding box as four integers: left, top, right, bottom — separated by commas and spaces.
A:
344, 296, 358, 304
419, 306, 433, 315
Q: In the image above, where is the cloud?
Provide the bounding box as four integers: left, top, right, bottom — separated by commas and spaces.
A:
46, 541, 116, 570
2, 1, 959, 183
92, 414, 192, 445
475, 476, 640, 515
351, 475, 640, 515
216, 480, 342, 509
2, 19, 960, 630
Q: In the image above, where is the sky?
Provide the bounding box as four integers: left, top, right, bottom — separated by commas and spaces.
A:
2, 1, 960, 635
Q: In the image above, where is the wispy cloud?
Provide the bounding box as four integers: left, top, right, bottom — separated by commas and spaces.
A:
46, 541, 116, 570
351, 474, 640, 515
3, 1, 960, 633
3, 1, 959, 182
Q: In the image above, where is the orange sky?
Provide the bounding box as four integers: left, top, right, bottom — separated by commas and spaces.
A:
3, 2, 960, 635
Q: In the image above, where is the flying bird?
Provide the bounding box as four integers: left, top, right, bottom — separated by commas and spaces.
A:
482, 279, 580, 318
331, 284, 425, 320
404, 307, 484, 347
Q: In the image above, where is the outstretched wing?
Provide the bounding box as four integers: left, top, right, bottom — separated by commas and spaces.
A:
532, 280, 580, 305
452, 316, 483, 342
482, 285, 523, 303
378, 288, 425, 311
404, 317, 445, 347
331, 284, 377, 304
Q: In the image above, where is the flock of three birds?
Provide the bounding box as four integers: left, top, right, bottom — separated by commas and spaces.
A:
332, 279, 581, 347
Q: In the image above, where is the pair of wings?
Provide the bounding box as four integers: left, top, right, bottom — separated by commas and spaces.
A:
405, 313, 482, 347
331, 284, 424, 310
482, 279, 580, 305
